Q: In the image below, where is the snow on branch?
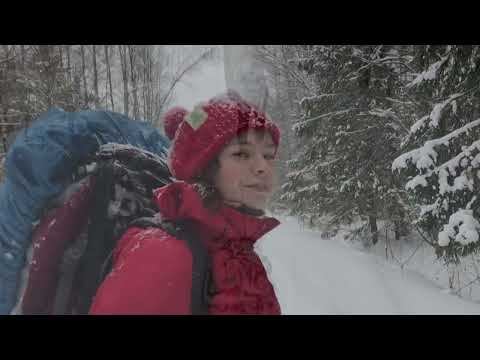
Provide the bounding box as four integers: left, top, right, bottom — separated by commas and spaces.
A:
368, 108, 396, 118
406, 55, 449, 88
299, 93, 339, 107
292, 109, 352, 132
286, 165, 315, 179
419, 198, 442, 218
392, 118, 480, 172
315, 157, 343, 168
404, 139, 480, 193
296, 183, 321, 194
407, 93, 464, 136
409, 115, 430, 135
429, 93, 464, 128
438, 209, 480, 247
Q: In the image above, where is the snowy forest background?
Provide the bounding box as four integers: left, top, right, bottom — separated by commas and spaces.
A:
1, 45, 480, 304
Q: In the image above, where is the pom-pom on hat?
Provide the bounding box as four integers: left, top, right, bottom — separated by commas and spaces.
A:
166, 90, 280, 181
163, 106, 188, 140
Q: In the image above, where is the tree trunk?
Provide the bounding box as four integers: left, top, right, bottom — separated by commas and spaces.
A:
19, 45, 27, 122
73, 72, 81, 109
80, 45, 88, 108
92, 45, 99, 108
141, 47, 147, 120
20, 45, 25, 71
66, 45, 71, 81
128, 45, 139, 120
119, 45, 129, 116
394, 222, 401, 241
369, 215, 378, 245
281, 45, 300, 153
59, 46, 63, 68
104, 45, 114, 111
146, 48, 154, 123
1, 46, 9, 125
38, 45, 55, 108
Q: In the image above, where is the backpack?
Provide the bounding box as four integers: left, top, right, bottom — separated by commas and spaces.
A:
70, 144, 214, 315
1, 109, 213, 315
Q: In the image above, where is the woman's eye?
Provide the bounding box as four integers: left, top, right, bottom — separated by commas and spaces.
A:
233, 151, 249, 159
264, 154, 275, 160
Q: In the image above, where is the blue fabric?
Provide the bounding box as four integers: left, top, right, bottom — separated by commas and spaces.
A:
0, 108, 170, 314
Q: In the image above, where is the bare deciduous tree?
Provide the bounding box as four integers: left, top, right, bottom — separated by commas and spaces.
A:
118, 45, 129, 116
80, 45, 88, 108
92, 45, 99, 108
104, 45, 114, 111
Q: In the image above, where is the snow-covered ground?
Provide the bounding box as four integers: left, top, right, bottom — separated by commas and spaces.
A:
255, 215, 480, 314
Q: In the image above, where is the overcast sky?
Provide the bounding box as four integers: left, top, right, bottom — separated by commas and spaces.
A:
169, 46, 227, 111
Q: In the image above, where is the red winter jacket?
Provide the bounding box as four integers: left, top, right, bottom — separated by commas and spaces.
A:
89, 182, 281, 315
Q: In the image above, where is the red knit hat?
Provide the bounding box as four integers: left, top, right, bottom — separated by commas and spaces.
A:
165, 90, 280, 181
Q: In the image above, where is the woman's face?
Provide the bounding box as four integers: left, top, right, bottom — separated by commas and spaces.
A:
214, 129, 277, 211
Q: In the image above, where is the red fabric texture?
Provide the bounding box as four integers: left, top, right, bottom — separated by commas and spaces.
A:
89, 182, 281, 315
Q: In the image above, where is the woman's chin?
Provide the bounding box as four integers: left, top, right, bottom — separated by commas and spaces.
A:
224, 198, 267, 211
241, 198, 268, 211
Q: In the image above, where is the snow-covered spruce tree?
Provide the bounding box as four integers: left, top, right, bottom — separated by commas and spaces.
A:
393, 45, 480, 263
282, 45, 412, 244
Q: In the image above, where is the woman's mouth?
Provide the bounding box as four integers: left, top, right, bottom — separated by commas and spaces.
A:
244, 184, 270, 193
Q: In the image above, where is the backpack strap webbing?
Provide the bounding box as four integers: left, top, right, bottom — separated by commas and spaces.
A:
73, 161, 117, 315
128, 217, 214, 315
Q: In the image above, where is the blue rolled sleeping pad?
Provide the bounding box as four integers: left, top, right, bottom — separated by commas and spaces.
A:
0, 108, 170, 314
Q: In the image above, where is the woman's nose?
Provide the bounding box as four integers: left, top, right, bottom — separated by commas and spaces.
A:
251, 154, 268, 174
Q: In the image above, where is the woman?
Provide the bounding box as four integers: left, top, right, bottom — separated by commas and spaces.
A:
89, 91, 282, 315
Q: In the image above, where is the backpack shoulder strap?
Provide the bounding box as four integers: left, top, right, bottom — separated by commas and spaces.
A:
129, 217, 213, 315
74, 161, 117, 315
173, 219, 213, 315
72, 144, 172, 314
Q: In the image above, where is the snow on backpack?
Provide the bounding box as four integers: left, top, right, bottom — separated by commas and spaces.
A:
0, 108, 212, 315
